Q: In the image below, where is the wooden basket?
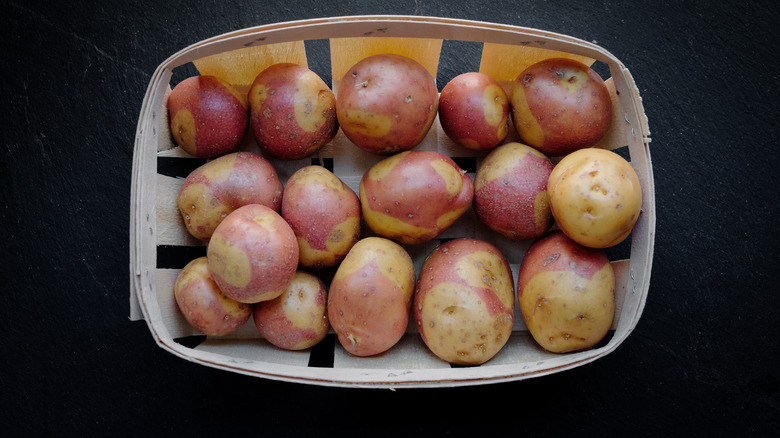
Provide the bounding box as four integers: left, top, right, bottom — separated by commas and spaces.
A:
130, 15, 655, 388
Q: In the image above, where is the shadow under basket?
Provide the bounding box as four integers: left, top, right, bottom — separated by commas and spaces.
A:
130, 15, 655, 389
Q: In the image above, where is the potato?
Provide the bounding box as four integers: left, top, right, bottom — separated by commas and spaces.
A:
517, 231, 615, 353
548, 147, 642, 248
253, 271, 330, 350
248, 63, 338, 160
510, 58, 612, 156
336, 54, 438, 155
207, 204, 298, 303
414, 238, 514, 365
474, 142, 554, 240
327, 237, 415, 356
173, 257, 252, 336
177, 152, 283, 241
168, 75, 248, 158
281, 165, 361, 269
359, 150, 473, 245
438, 72, 510, 150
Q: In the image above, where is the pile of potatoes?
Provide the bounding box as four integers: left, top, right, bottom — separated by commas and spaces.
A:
169, 54, 642, 365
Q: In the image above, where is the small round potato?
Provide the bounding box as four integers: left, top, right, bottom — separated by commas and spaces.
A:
173, 257, 252, 336
414, 238, 515, 365
177, 152, 283, 241
548, 147, 642, 248
207, 204, 299, 304
327, 237, 416, 357
517, 231, 615, 353
281, 165, 361, 269
253, 271, 330, 350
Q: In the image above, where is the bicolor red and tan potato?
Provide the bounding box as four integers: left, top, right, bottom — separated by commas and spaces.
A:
177, 152, 283, 241
548, 147, 642, 248
206, 204, 299, 304
281, 165, 361, 269
414, 238, 515, 365
168, 75, 248, 158
474, 142, 555, 240
253, 271, 330, 350
248, 63, 338, 160
438, 72, 510, 150
359, 150, 473, 245
327, 237, 416, 357
517, 231, 615, 353
173, 257, 252, 336
336, 54, 439, 155
511, 58, 612, 157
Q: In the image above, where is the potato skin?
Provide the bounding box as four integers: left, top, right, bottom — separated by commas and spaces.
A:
414, 238, 514, 365
249, 63, 338, 160
359, 150, 474, 245
174, 257, 252, 336
438, 72, 509, 150
207, 204, 299, 304
168, 75, 248, 159
327, 237, 416, 357
517, 231, 615, 353
281, 166, 361, 269
253, 271, 330, 350
177, 152, 283, 241
474, 142, 554, 240
336, 54, 439, 155
548, 147, 642, 248
511, 58, 612, 156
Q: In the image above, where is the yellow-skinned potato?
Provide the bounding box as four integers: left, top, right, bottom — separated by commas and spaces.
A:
517, 231, 615, 353
173, 257, 252, 336
281, 166, 361, 269
327, 237, 415, 357
360, 150, 473, 245
253, 271, 330, 350
414, 238, 514, 365
177, 152, 283, 241
207, 204, 298, 304
548, 147, 642, 248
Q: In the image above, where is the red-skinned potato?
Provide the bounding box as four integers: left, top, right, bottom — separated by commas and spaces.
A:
548, 147, 642, 248
207, 204, 298, 304
281, 165, 361, 269
517, 231, 615, 353
414, 238, 514, 365
174, 257, 252, 336
327, 237, 415, 357
249, 63, 338, 160
511, 58, 612, 156
177, 152, 283, 241
360, 150, 473, 245
168, 75, 248, 159
336, 54, 438, 155
253, 271, 330, 350
438, 72, 510, 150
474, 142, 555, 240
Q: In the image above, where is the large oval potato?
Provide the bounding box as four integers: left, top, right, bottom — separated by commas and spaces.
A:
474, 142, 554, 240
359, 150, 473, 245
281, 165, 361, 269
517, 231, 615, 353
414, 238, 514, 365
177, 152, 283, 241
174, 257, 252, 336
207, 204, 298, 303
548, 147, 642, 248
336, 54, 438, 155
327, 237, 416, 357
253, 271, 330, 350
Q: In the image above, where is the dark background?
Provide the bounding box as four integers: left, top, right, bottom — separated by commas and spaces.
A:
2, 0, 779, 435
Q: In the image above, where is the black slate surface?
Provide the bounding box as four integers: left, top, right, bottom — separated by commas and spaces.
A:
2, 0, 779, 435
